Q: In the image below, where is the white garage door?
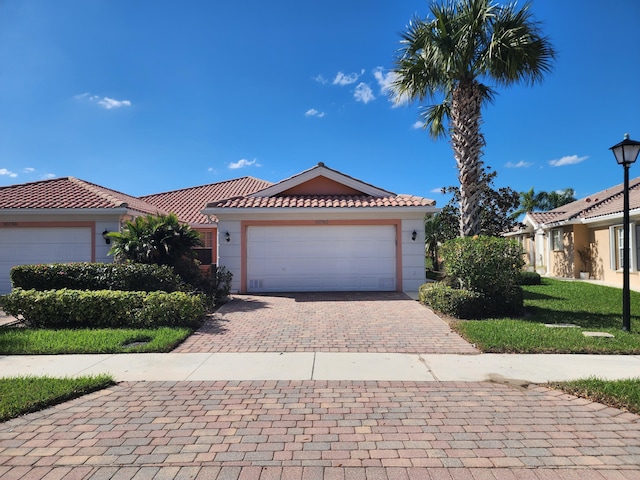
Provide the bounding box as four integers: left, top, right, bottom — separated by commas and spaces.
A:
0, 227, 92, 293
247, 225, 396, 292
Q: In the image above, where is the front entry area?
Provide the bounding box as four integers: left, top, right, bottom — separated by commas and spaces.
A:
246, 225, 397, 292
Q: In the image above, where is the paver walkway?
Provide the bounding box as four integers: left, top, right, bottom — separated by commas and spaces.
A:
175, 293, 478, 354
1, 381, 639, 479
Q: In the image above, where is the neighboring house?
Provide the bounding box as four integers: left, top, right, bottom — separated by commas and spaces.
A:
508, 177, 640, 288
0, 164, 437, 294
203, 163, 437, 293
0, 177, 166, 293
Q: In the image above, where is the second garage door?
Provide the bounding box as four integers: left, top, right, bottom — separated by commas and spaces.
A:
0, 227, 92, 293
246, 225, 397, 292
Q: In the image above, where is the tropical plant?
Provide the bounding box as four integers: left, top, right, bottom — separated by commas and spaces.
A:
438, 166, 521, 240
512, 187, 576, 218
392, 0, 556, 236
108, 213, 202, 266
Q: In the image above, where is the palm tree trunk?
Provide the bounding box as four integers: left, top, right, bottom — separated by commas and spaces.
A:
451, 80, 485, 237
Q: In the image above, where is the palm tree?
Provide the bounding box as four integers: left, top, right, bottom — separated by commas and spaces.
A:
392, 0, 556, 236
511, 187, 547, 219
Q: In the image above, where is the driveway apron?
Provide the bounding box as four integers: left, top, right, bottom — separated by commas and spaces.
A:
174, 292, 478, 354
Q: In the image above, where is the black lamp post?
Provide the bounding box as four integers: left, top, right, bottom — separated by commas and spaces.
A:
610, 133, 640, 331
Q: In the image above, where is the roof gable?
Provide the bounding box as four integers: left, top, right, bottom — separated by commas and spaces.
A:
250, 163, 394, 198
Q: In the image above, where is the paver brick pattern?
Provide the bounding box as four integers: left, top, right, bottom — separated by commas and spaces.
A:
174, 292, 478, 354
1, 381, 639, 479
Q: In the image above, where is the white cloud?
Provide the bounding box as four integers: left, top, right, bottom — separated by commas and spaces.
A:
43, 173, 56, 179
505, 160, 532, 168
305, 108, 325, 118
229, 158, 260, 170
313, 74, 328, 84
98, 97, 131, 109
412, 121, 423, 130
549, 155, 588, 167
22, 167, 35, 173
75, 92, 132, 109
354, 83, 375, 104
430, 187, 446, 194
0, 168, 17, 178
372, 67, 395, 94
333, 71, 362, 86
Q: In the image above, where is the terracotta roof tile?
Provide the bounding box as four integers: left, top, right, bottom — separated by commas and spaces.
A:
528, 177, 640, 226
207, 194, 435, 209
141, 177, 273, 224
0, 177, 163, 214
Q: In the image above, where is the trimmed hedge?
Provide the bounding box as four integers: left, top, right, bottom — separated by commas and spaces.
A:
10, 263, 184, 292
419, 283, 482, 319
419, 282, 524, 319
0, 288, 205, 329
519, 271, 542, 285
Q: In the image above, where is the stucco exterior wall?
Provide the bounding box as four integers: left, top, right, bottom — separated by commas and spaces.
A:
550, 226, 574, 278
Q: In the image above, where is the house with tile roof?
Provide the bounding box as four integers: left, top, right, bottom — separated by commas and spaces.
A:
0, 164, 437, 294
508, 177, 640, 288
203, 163, 437, 293
0, 177, 166, 293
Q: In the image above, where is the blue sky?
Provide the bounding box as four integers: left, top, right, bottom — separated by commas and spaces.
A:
1, 0, 639, 207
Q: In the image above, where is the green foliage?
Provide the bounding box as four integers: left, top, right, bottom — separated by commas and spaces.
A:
438, 167, 522, 240
518, 271, 541, 285
442, 236, 524, 293
513, 187, 576, 218
419, 283, 483, 319
108, 213, 202, 265
438, 236, 525, 317
0, 327, 192, 354
392, 0, 555, 236
0, 375, 114, 422
211, 265, 233, 302
549, 378, 640, 415
0, 288, 205, 329
10, 262, 183, 292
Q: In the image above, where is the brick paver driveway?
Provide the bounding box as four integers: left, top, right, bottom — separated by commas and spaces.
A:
174, 292, 478, 354
1, 381, 639, 479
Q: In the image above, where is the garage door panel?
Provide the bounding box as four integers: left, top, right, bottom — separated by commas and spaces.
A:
0, 227, 92, 293
247, 225, 396, 292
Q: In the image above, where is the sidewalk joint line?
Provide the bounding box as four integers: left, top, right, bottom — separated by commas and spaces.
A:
310, 352, 317, 380
419, 354, 439, 381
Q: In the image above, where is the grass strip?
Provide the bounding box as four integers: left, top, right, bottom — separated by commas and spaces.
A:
549, 377, 640, 414
0, 375, 114, 422
0, 327, 192, 354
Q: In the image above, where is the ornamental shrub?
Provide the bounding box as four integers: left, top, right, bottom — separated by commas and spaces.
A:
418, 282, 483, 319
439, 236, 525, 317
10, 263, 183, 292
518, 271, 542, 285
0, 288, 204, 329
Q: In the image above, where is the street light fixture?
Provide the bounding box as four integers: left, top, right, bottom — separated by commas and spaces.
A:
609, 133, 640, 331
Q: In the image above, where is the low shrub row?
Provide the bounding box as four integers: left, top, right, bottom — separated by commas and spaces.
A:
0, 288, 205, 329
10, 263, 184, 292
419, 282, 523, 319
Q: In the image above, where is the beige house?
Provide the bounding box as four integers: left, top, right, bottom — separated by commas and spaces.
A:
509, 177, 640, 288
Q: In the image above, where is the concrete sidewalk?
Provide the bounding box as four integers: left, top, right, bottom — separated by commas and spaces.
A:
2, 352, 639, 383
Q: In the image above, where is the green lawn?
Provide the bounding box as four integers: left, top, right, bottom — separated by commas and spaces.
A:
550, 377, 640, 414
0, 375, 114, 422
0, 326, 192, 354
452, 278, 640, 354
